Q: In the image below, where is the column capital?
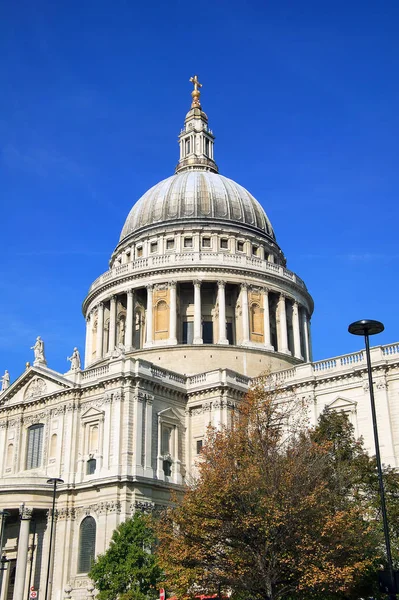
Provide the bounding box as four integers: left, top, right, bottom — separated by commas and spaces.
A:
193, 279, 202, 288
19, 505, 32, 520
279, 292, 287, 301
146, 283, 153, 291
169, 280, 177, 289
110, 295, 117, 303
97, 301, 104, 309
126, 288, 134, 297
241, 282, 249, 291
261, 286, 270, 294
217, 280, 226, 288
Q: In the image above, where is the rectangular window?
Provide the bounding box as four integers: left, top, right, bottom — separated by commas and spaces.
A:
182, 321, 194, 344
226, 322, 234, 345
202, 321, 213, 344
185, 139, 191, 154
136, 246, 143, 258
86, 458, 96, 475
196, 439, 203, 454
26, 424, 44, 470
220, 238, 228, 249
237, 241, 244, 252
252, 245, 259, 256
202, 237, 211, 248
166, 238, 174, 250
150, 242, 158, 253
184, 237, 193, 248
205, 139, 210, 156
161, 426, 172, 455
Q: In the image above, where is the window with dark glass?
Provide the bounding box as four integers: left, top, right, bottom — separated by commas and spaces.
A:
202, 237, 211, 248
26, 424, 44, 470
252, 245, 259, 256
202, 321, 213, 344
185, 139, 191, 154
237, 241, 244, 252
184, 237, 193, 248
150, 241, 158, 253
78, 517, 96, 573
136, 246, 143, 258
86, 458, 96, 475
205, 139, 210, 156
182, 321, 194, 344
226, 322, 234, 345
166, 238, 174, 250
220, 238, 228, 249
196, 439, 203, 454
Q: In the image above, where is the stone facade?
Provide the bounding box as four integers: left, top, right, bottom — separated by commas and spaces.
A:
0, 81, 398, 600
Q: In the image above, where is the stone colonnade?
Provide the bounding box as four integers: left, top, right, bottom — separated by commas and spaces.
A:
85, 281, 312, 367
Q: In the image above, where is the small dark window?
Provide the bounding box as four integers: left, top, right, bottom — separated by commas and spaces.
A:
196, 440, 203, 454
252, 245, 259, 256
237, 241, 244, 252
202, 237, 211, 248
136, 246, 143, 258
150, 242, 158, 253
78, 517, 96, 573
185, 139, 191, 154
203, 321, 213, 344
226, 322, 234, 345
182, 321, 194, 345
205, 139, 210, 156
220, 238, 228, 249
184, 238, 193, 248
86, 458, 96, 475
163, 460, 172, 477
166, 238, 174, 250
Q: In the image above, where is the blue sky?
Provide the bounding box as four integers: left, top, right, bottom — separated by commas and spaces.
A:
1, 0, 398, 381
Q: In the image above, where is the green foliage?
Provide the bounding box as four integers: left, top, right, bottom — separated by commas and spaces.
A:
89, 512, 163, 600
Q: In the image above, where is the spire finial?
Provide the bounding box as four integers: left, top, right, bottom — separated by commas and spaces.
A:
189, 75, 202, 108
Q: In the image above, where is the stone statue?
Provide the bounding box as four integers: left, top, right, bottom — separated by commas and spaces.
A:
31, 336, 47, 366
118, 318, 126, 345
1, 370, 10, 391
67, 347, 81, 371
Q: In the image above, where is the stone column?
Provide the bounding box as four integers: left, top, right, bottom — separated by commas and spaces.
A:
0, 558, 11, 600
217, 281, 228, 344
145, 285, 153, 347
241, 284, 250, 344
108, 296, 117, 353
168, 282, 177, 345
292, 301, 303, 359
84, 313, 92, 368
302, 310, 310, 362
125, 290, 134, 350
262, 288, 273, 350
96, 302, 104, 359
13, 506, 32, 600
277, 294, 290, 354
193, 280, 203, 344
144, 397, 153, 477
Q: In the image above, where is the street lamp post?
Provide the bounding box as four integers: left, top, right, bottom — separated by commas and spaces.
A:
348, 319, 396, 599
45, 478, 64, 600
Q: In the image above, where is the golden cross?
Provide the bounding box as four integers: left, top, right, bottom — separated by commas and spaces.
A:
189, 75, 202, 92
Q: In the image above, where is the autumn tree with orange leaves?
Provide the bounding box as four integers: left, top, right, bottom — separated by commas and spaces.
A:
156, 381, 383, 600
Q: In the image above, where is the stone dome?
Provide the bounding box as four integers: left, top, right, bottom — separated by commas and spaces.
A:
120, 170, 275, 242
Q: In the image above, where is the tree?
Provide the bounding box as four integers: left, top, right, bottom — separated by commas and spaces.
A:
90, 511, 163, 600
156, 382, 382, 600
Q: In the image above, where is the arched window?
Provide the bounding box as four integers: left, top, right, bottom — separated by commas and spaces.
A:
155, 300, 168, 339
49, 434, 57, 459
78, 516, 96, 573
26, 424, 44, 470
89, 425, 98, 453
6, 443, 14, 469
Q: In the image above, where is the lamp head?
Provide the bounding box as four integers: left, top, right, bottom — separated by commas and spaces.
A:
348, 319, 384, 337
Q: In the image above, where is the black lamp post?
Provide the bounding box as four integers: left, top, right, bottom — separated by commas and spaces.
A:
348, 319, 396, 599
45, 478, 64, 600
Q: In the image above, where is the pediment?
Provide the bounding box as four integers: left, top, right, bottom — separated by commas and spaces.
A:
81, 406, 104, 420
158, 407, 180, 422
0, 366, 73, 407
326, 396, 357, 411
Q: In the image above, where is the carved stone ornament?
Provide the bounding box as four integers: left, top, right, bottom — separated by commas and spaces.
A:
24, 377, 47, 400
19, 505, 33, 520
133, 500, 155, 513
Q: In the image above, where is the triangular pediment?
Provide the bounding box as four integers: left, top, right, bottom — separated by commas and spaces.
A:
158, 407, 180, 422
81, 406, 104, 420
326, 396, 357, 411
0, 365, 73, 407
